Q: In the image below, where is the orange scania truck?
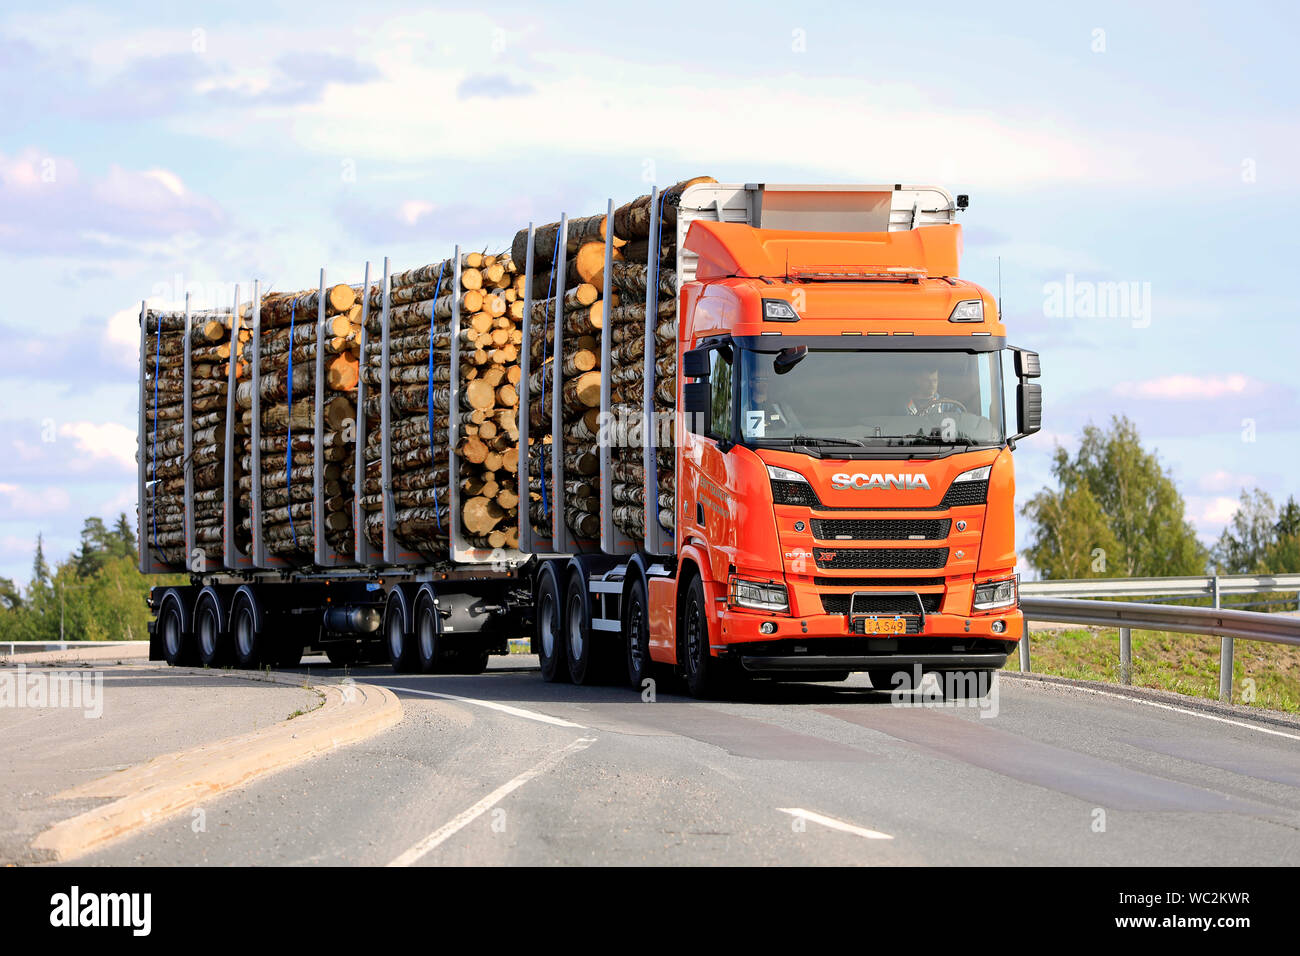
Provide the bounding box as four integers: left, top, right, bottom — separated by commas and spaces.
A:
545, 182, 1043, 697
143, 182, 1040, 699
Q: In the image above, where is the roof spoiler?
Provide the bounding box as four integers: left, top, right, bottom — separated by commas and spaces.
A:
683, 221, 961, 281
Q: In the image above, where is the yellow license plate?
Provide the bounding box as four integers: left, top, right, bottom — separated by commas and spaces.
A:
858, 616, 906, 635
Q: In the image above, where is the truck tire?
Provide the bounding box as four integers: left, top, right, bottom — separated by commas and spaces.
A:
535, 565, 568, 682
195, 590, 232, 668
159, 591, 196, 667
565, 574, 602, 685
681, 575, 729, 699
416, 596, 447, 673
623, 576, 654, 690
385, 601, 419, 673
231, 590, 267, 670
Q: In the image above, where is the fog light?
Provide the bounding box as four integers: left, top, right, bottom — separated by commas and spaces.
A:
991, 620, 1006, 634
760, 622, 777, 635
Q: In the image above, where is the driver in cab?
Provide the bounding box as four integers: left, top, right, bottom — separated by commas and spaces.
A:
905, 366, 941, 416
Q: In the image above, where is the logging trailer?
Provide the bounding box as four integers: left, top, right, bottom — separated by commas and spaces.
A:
141, 181, 1043, 698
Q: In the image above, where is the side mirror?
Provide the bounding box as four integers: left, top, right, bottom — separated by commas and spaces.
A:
682, 347, 711, 379
683, 381, 710, 435
1017, 383, 1042, 437
1014, 349, 1041, 379
773, 345, 808, 375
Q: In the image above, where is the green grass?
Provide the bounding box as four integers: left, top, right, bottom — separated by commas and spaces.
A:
1004, 626, 1300, 714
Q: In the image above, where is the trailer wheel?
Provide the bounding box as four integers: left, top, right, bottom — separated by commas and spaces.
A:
230, 589, 267, 670
623, 577, 653, 690
159, 591, 196, 667
195, 590, 231, 668
415, 596, 447, 673
385, 600, 419, 673
682, 575, 729, 699
534, 565, 568, 682
566, 574, 608, 684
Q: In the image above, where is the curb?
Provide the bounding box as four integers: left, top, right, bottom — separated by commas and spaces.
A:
31, 668, 403, 862
1000, 670, 1300, 732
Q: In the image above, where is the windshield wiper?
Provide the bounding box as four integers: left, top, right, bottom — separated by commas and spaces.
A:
787, 435, 865, 447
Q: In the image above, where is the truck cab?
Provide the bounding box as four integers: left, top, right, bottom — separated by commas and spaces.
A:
653, 185, 1042, 695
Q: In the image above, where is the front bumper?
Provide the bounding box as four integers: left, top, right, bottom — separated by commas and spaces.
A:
740, 651, 1010, 673
715, 606, 1023, 644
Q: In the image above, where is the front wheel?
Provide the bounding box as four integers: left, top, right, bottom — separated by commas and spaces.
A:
624, 577, 654, 690
681, 575, 729, 699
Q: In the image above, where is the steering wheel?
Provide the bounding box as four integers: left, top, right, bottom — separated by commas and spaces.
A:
919, 397, 967, 416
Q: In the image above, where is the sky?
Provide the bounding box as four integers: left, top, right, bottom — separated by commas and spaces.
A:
1, 0, 1297, 585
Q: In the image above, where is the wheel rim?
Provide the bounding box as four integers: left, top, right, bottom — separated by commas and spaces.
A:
388, 614, 404, 660
198, 607, 217, 657
567, 592, 584, 662
419, 608, 436, 660
628, 595, 645, 674
539, 589, 556, 658
163, 608, 181, 657
235, 607, 255, 658
685, 593, 703, 675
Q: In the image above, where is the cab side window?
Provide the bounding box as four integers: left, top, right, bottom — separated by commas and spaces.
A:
707, 347, 732, 442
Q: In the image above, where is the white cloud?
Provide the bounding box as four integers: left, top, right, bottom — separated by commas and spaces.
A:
1198, 469, 1257, 493
1115, 374, 1254, 400
57, 421, 136, 472
0, 482, 72, 515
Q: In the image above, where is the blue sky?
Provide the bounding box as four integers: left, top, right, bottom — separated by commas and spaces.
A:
1, 0, 1297, 584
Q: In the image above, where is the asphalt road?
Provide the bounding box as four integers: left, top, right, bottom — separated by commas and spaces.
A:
65, 655, 1300, 866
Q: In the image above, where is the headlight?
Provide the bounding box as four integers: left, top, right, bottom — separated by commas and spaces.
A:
762, 298, 800, 322
766, 465, 821, 506
766, 464, 807, 483
973, 575, 1019, 611
953, 465, 992, 483
948, 299, 984, 322
729, 576, 789, 612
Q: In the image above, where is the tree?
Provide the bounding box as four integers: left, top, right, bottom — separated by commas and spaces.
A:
1263, 495, 1300, 573
1021, 416, 1207, 578
113, 512, 136, 556
0, 577, 21, 611
1211, 488, 1277, 573
29, 533, 53, 606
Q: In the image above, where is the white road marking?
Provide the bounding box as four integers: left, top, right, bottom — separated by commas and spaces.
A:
374, 684, 587, 728
777, 807, 894, 840
1002, 676, 1300, 742
387, 736, 598, 866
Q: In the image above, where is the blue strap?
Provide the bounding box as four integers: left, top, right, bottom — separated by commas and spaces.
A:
650, 188, 673, 538
427, 261, 447, 531
285, 297, 299, 545
151, 316, 161, 550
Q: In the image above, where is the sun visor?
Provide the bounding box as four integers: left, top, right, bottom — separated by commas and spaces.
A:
684, 221, 962, 280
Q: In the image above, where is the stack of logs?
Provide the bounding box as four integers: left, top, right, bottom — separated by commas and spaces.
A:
517, 176, 710, 545
235, 285, 360, 560
513, 216, 617, 542
359, 252, 523, 557
141, 308, 236, 567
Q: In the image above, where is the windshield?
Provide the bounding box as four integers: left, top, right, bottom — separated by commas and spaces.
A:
736, 347, 1005, 447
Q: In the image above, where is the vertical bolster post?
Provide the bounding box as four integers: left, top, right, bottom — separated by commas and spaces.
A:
517, 225, 535, 554
380, 257, 395, 564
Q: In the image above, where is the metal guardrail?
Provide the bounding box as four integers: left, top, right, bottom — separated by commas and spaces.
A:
1020, 572, 1300, 599
1, 641, 149, 655
1018, 573, 1300, 703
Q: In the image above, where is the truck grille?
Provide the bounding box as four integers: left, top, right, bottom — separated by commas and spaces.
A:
813, 547, 948, 570
813, 576, 944, 588
820, 593, 942, 615
810, 518, 949, 540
